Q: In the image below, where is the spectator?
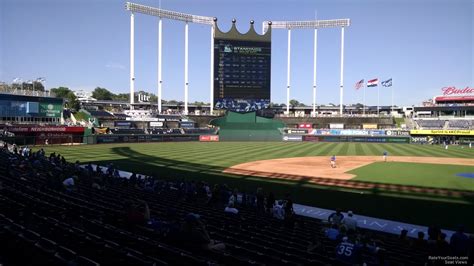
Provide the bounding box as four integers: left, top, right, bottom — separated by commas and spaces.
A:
180, 213, 225, 251
326, 224, 340, 241
335, 237, 362, 265
434, 233, 451, 255
124, 200, 150, 227
328, 209, 344, 226
412, 231, 427, 248
450, 226, 469, 256
228, 188, 238, 207
399, 229, 410, 246
266, 192, 275, 214
62, 175, 77, 191
224, 202, 239, 215
256, 187, 265, 214
284, 198, 295, 228
342, 210, 357, 231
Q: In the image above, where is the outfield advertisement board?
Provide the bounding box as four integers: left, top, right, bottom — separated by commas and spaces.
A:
96, 134, 199, 144
282, 135, 303, 142
315, 136, 410, 143
310, 129, 386, 136
329, 123, 344, 129
199, 135, 219, 142
284, 129, 308, 135
410, 130, 474, 136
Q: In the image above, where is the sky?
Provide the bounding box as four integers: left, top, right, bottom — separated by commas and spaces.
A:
0, 0, 472, 106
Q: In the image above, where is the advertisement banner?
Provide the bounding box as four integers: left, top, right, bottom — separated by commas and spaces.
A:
149, 122, 164, 127
39, 103, 62, 118
330, 123, 344, 129
411, 136, 429, 143
410, 130, 474, 136
282, 135, 303, 142
298, 123, 312, 129
199, 135, 220, 142
385, 130, 410, 136
312, 129, 385, 136
180, 121, 195, 128
284, 129, 308, 135
363, 124, 378, 129
303, 135, 320, 142
8, 126, 85, 134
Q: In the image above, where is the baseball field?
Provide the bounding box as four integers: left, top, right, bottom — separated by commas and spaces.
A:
42, 142, 474, 231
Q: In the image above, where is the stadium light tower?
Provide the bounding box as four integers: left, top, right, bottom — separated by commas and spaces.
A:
125, 2, 214, 114
263, 19, 350, 116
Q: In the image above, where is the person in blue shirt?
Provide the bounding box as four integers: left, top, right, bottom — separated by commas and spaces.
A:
335, 237, 362, 265
330, 155, 337, 168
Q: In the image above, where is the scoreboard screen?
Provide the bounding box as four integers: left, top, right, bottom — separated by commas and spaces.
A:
214, 38, 271, 111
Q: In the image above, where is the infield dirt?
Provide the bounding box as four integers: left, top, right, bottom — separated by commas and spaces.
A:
223, 156, 474, 180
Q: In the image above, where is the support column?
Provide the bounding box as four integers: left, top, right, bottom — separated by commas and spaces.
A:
184, 22, 189, 115
312, 28, 318, 117
286, 29, 291, 115
339, 27, 345, 115
130, 12, 135, 108
210, 25, 214, 115
158, 18, 163, 113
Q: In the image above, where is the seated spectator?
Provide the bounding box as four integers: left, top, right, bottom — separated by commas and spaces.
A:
450, 226, 469, 256
326, 224, 340, 241
224, 202, 239, 215
328, 209, 344, 226
124, 200, 150, 227
228, 188, 238, 207
342, 210, 357, 231
180, 213, 225, 251
62, 175, 77, 191
272, 200, 285, 220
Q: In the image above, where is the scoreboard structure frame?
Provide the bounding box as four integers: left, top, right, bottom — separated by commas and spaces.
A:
125, 2, 350, 116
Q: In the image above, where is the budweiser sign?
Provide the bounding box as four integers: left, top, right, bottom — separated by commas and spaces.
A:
441, 86, 474, 96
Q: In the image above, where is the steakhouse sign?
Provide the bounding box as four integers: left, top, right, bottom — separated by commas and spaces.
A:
441, 86, 474, 96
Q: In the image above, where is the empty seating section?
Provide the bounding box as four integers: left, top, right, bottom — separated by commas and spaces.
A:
447, 120, 472, 129
111, 128, 146, 135
89, 110, 114, 118
415, 119, 445, 129
149, 129, 183, 135
0, 149, 449, 265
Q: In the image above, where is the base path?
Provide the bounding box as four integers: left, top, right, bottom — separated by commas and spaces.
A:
224, 156, 474, 181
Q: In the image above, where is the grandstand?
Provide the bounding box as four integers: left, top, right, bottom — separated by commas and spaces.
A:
1, 146, 460, 266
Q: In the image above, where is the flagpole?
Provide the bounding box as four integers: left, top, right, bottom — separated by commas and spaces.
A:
363, 84, 366, 116
391, 86, 393, 116
377, 86, 380, 116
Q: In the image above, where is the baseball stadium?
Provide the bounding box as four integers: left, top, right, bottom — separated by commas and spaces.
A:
1, 0, 473, 265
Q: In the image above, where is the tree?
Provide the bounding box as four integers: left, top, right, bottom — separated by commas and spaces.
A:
50, 87, 72, 98
92, 87, 114, 100
113, 93, 129, 101
289, 99, 300, 107
66, 91, 80, 111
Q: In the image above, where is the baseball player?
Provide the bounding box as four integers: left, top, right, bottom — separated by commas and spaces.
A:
383, 151, 388, 162
330, 155, 337, 168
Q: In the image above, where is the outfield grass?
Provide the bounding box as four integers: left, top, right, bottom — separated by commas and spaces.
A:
350, 162, 474, 191
41, 142, 474, 230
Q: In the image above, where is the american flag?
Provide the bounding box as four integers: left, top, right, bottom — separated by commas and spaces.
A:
354, 79, 364, 90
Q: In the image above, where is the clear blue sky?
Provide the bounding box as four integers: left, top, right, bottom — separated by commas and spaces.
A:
1, 0, 472, 106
